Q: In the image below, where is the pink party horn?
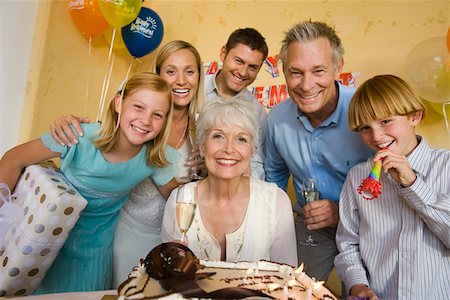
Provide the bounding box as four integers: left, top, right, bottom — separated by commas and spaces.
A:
358, 149, 386, 200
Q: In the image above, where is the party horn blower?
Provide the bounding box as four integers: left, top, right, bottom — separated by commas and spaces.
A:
358, 158, 383, 200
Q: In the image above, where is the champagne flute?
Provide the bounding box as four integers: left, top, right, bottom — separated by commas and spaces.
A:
299, 179, 320, 247
176, 185, 197, 243
188, 124, 204, 182
190, 159, 203, 182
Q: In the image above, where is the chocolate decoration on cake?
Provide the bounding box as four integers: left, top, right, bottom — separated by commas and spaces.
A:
143, 242, 205, 290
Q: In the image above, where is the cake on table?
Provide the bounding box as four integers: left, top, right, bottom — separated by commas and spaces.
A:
118, 243, 337, 300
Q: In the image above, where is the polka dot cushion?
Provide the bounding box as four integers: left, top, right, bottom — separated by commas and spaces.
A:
0, 163, 88, 296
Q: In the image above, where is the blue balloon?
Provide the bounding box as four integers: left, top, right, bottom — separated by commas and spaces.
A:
122, 7, 164, 58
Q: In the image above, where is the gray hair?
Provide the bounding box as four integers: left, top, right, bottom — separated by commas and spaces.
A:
279, 21, 345, 68
196, 97, 259, 152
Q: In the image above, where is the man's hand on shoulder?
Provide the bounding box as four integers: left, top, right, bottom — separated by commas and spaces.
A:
50, 115, 90, 146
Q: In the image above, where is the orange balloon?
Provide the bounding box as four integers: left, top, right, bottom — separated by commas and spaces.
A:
447, 26, 450, 54
68, 0, 109, 37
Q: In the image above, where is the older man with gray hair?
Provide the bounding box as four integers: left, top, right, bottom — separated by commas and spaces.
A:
265, 21, 372, 282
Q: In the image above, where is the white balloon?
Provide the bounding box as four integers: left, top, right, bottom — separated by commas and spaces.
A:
403, 36, 450, 103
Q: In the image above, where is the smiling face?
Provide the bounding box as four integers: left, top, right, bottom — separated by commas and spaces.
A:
200, 124, 253, 180
283, 38, 343, 125
159, 48, 200, 109
216, 43, 264, 97
116, 89, 170, 148
357, 112, 421, 156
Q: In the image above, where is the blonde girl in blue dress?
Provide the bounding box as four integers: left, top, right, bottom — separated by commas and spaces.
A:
0, 72, 179, 293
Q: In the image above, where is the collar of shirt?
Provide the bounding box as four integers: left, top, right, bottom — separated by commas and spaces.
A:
204, 70, 251, 100
204, 71, 219, 96
407, 136, 431, 178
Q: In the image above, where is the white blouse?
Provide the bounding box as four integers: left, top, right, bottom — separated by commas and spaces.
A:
119, 138, 192, 232
161, 178, 298, 266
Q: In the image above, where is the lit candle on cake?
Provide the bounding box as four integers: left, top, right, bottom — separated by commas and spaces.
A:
311, 281, 325, 298
305, 286, 312, 300
267, 282, 280, 298
294, 263, 306, 280
267, 283, 280, 291
255, 262, 260, 276
288, 279, 299, 287
243, 268, 253, 285
282, 283, 289, 300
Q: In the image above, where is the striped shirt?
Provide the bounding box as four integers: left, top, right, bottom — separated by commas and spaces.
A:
335, 137, 450, 300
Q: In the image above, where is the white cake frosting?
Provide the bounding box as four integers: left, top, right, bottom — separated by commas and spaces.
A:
118, 259, 337, 300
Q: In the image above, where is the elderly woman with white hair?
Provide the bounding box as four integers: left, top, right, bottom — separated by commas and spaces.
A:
161, 98, 297, 266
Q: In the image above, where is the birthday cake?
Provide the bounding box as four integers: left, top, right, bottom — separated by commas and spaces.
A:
118, 243, 337, 300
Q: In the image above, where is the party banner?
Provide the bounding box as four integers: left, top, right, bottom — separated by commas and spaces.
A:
265, 55, 280, 77
204, 61, 222, 75
251, 72, 359, 109
252, 84, 288, 109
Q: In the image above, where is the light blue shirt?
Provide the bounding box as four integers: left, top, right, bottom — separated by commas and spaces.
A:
205, 72, 267, 180
265, 82, 373, 206
335, 137, 450, 299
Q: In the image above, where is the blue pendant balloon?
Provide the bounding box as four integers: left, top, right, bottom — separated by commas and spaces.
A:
122, 7, 164, 58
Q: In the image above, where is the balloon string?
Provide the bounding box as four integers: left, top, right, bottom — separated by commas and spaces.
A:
112, 58, 142, 132
123, 57, 142, 81
124, 57, 136, 83
443, 101, 450, 136
84, 35, 92, 116
96, 27, 117, 122
101, 53, 116, 122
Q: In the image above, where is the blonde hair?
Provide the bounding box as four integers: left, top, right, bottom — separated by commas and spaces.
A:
348, 75, 426, 131
196, 97, 259, 152
279, 20, 344, 68
95, 72, 173, 167
154, 40, 204, 139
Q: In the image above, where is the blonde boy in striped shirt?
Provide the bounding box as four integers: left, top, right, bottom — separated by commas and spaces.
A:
335, 75, 450, 300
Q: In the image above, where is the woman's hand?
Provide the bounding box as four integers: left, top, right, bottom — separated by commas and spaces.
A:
157, 178, 178, 200
50, 115, 90, 146
188, 146, 207, 178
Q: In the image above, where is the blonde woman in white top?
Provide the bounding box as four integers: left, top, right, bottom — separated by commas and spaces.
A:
111, 41, 205, 287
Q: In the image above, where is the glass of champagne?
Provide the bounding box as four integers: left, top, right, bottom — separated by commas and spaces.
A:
176, 185, 197, 243
189, 125, 204, 182
299, 179, 320, 247
190, 160, 203, 182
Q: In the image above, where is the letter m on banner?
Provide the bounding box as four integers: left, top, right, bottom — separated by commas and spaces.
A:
268, 84, 288, 108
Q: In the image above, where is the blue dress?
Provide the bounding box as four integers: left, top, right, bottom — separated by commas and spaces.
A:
34, 124, 179, 294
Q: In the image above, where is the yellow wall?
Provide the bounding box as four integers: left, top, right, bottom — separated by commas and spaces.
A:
21, 0, 449, 148
16, 1, 448, 295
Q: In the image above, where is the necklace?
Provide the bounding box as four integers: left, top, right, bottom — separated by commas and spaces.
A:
175, 116, 189, 149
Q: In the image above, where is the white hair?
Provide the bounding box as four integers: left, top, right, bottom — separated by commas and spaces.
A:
196, 97, 259, 152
